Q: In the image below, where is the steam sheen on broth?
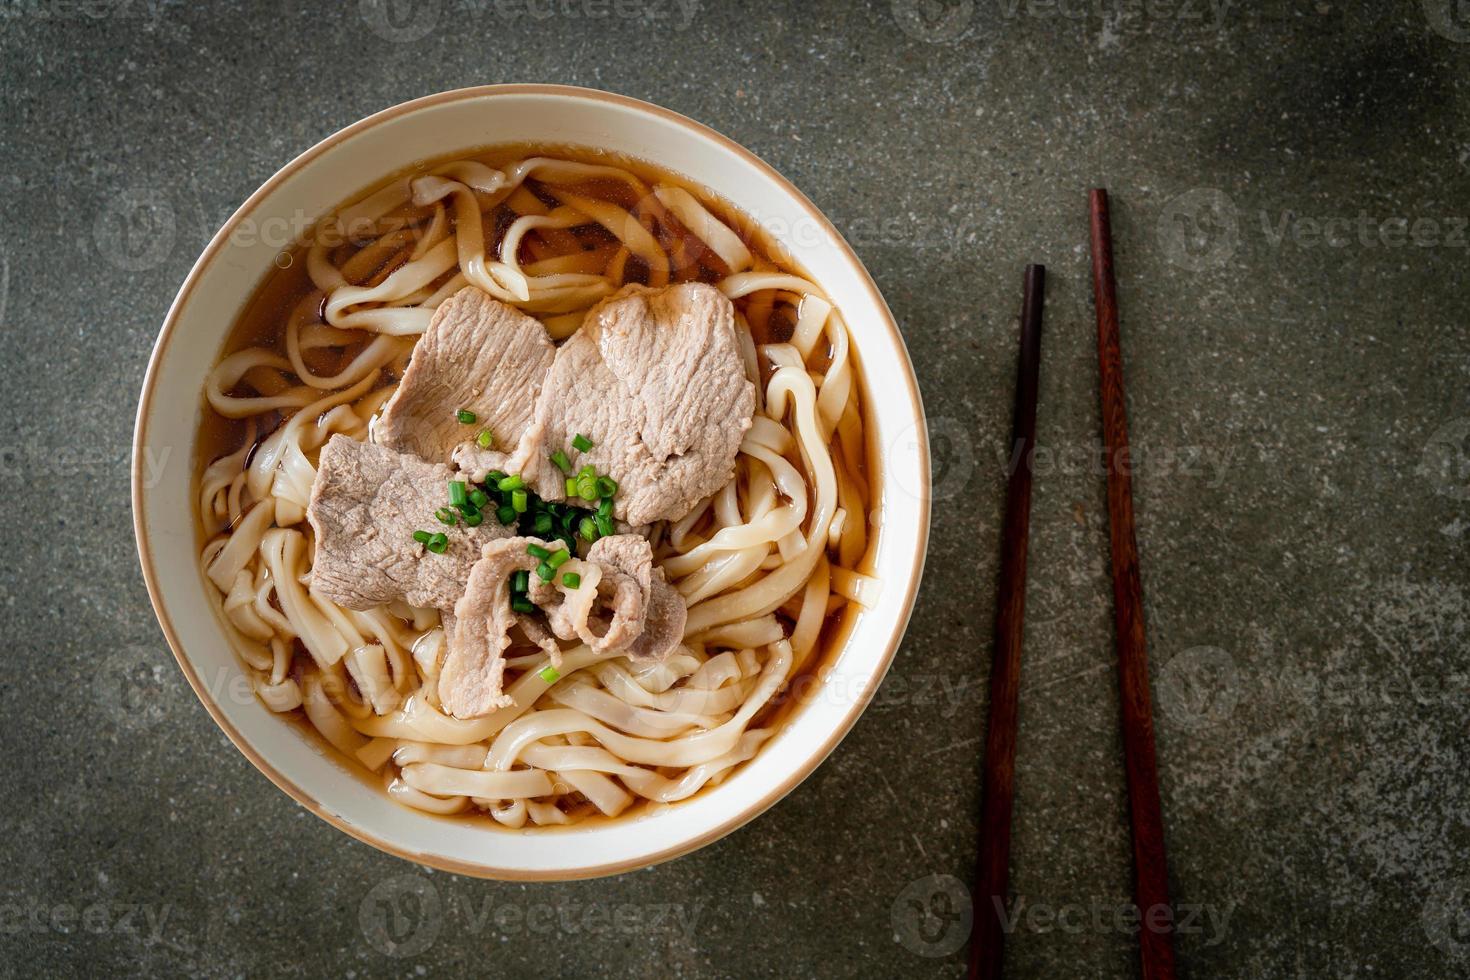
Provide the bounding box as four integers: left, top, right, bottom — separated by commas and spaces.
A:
196, 147, 877, 828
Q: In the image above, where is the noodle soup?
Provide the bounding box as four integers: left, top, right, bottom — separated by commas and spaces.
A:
196, 147, 876, 829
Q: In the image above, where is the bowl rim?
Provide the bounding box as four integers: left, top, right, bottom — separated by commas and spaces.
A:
132, 83, 930, 879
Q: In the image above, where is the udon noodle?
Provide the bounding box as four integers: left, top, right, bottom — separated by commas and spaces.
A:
196, 148, 878, 827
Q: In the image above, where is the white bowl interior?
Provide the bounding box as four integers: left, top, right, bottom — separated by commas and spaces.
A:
136, 88, 928, 878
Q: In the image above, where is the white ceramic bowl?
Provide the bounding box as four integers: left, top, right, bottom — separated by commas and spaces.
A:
133, 85, 929, 880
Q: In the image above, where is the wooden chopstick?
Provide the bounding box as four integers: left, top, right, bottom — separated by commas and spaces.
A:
1087, 189, 1178, 980
969, 264, 1045, 980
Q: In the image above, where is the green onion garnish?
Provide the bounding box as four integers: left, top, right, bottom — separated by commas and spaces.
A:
463, 510, 484, 527
469, 488, 489, 508
512, 489, 528, 514
577, 475, 598, 501
498, 474, 524, 492
597, 496, 614, 519
595, 513, 614, 537
512, 570, 529, 592
565, 477, 579, 498
538, 665, 561, 683
435, 506, 457, 525
476, 429, 493, 449
457, 409, 477, 424
578, 516, 598, 542
550, 450, 572, 475
511, 596, 535, 614
426, 533, 449, 554
448, 481, 468, 508
412, 530, 431, 544
496, 504, 517, 525
533, 513, 553, 534
561, 572, 581, 588
546, 548, 570, 570
486, 470, 508, 485
572, 433, 593, 452
535, 561, 554, 581
526, 543, 552, 560
596, 476, 618, 498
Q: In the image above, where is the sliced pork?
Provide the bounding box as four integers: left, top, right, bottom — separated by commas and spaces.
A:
307, 434, 511, 612
440, 537, 551, 717
534, 534, 685, 661
440, 533, 687, 718
375, 286, 555, 463
521, 283, 755, 525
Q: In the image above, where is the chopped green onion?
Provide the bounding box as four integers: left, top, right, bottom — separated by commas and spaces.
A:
476, 429, 494, 449
561, 572, 581, 589
486, 470, 508, 485
578, 516, 599, 542
577, 465, 596, 479
412, 530, 431, 544
549, 450, 572, 475
497, 474, 524, 492
426, 533, 449, 554
457, 409, 477, 424
565, 477, 579, 498
463, 510, 484, 527
596, 476, 618, 498
546, 548, 570, 569
595, 513, 614, 537
512, 570, 529, 592
469, 488, 489, 508
535, 561, 554, 581
497, 504, 517, 525
526, 543, 552, 560
448, 481, 468, 507
572, 433, 594, 452
576, 475, 598, 501
597, 496, 614, 519
511, 596, 535, 614
533, 513, 553, 534
512, 489, 528, 514
435, 506, 457, 526
538, 665, 561, 683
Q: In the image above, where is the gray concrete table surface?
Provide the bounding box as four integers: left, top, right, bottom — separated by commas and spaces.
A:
2, 1, 1467, 977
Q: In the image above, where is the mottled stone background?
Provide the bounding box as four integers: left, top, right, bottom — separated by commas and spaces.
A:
1, 0, 1467, 976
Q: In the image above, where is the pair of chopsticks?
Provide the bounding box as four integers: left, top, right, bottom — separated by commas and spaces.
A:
968, 191, 1177, 980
